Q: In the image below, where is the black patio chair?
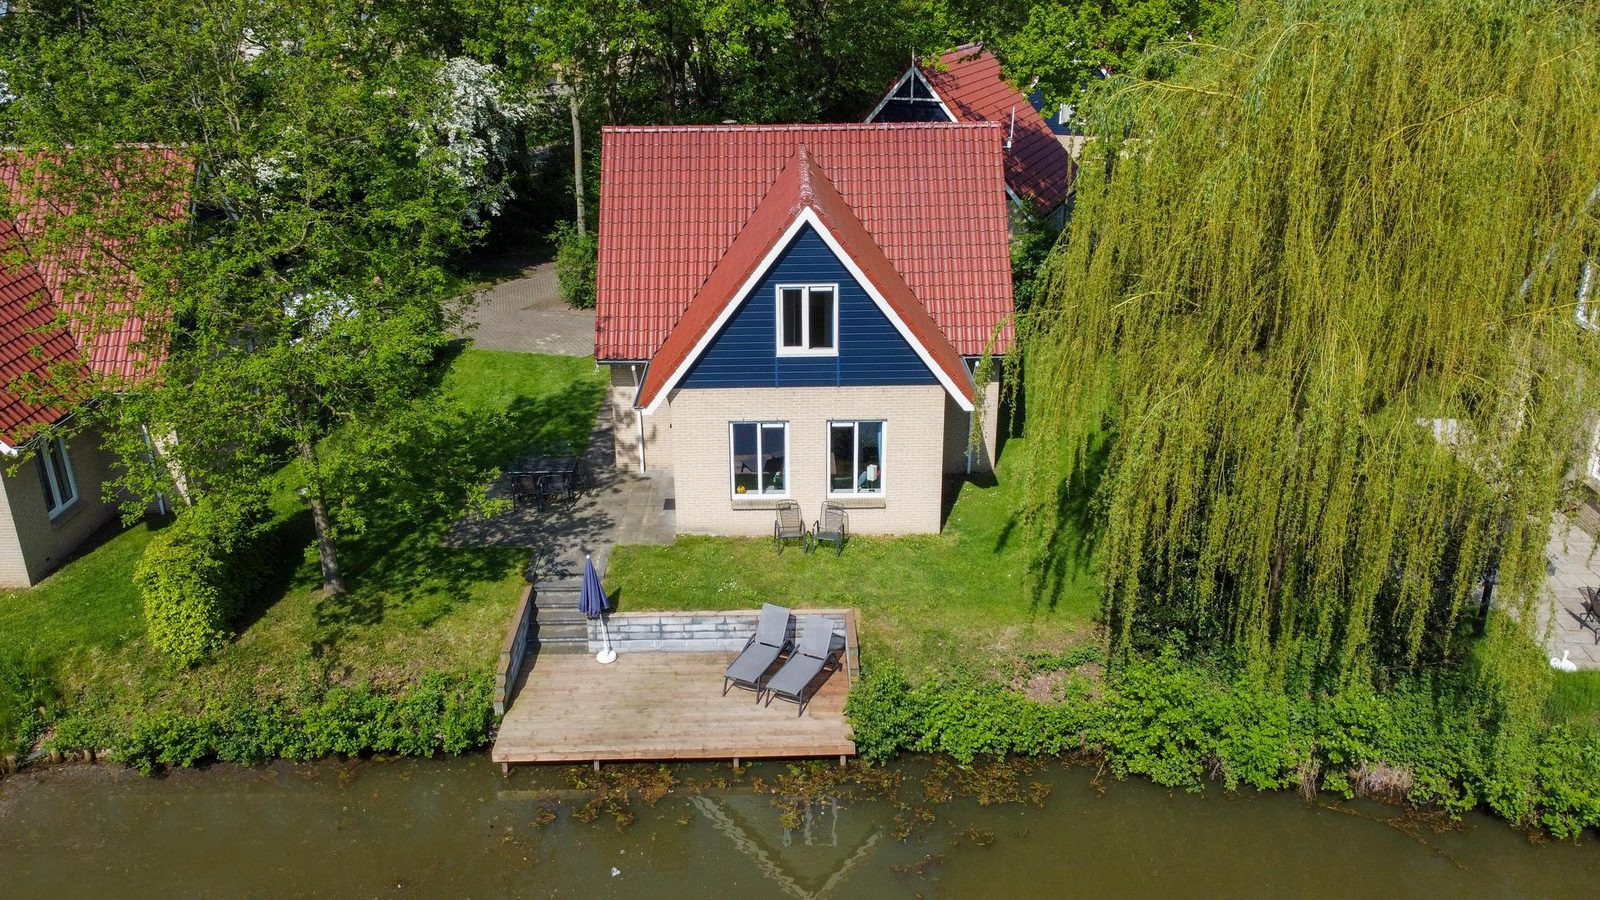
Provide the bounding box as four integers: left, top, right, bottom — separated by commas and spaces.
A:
774, 500, 806, 553
807, 501, 848, 557
509, 472, 539, 508
537, 471, 576, 509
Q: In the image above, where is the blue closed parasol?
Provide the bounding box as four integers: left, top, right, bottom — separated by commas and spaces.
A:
579, 554, 617, 664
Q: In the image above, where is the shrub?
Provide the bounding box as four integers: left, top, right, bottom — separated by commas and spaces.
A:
47, 671, 495, 774
0, 650, 59, 758
552, 220, 598, 309
845, 650, 1600, 836
134, 493, 274, 667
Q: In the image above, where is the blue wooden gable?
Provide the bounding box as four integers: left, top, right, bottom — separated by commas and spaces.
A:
679, 225, 940, 390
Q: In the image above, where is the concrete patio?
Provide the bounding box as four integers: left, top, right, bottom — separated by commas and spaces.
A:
444, 389, 674, 582
457, 258, 596, 358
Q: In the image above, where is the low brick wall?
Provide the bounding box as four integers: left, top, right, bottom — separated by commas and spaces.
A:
588, 609, 855, 658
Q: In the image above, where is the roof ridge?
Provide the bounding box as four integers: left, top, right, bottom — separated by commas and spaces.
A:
602, 122, 1001, 134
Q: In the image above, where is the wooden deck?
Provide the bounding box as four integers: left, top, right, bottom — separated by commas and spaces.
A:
491, 651, 857, 766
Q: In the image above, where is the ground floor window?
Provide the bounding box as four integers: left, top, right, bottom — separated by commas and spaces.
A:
829, 420, 884, 494
731, 421, 787, 496
1590, 422, 1600, 483
38, 435, 78, 517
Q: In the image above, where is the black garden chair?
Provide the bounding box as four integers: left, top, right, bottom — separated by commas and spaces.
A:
807, 501, 848, 557
774, 500, 807, 553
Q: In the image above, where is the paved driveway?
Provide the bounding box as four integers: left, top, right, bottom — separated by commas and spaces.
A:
459, 260, 595, 357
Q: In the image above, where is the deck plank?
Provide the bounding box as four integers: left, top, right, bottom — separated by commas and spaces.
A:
491, 651, 856, 764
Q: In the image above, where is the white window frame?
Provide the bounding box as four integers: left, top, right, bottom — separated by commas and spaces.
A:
38, 435, 79, 518
1588, 422, 1600, 483
729, 421, 790, 499
774, 284, 840, 357
1578, 258, 1597, 332
827, 420, 886, 498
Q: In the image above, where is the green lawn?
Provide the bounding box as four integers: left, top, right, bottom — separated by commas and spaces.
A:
0, 348, 604, 715
606, 438, 1102, 678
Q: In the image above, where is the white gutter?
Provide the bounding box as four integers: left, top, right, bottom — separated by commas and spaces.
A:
631, 364, 646, 473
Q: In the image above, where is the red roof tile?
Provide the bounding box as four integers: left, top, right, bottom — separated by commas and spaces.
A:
596, 124, 1015, 366
881, 44, 1075, 215
635, 146, 975, 411
1, 147, 190, 385
0, 220, 83, 445
0, 148, 190, 445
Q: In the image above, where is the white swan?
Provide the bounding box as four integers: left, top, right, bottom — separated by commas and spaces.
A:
1550, 649, 1579, 672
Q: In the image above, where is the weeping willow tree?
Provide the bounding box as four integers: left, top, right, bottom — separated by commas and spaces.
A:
1024, 0, 1600, 689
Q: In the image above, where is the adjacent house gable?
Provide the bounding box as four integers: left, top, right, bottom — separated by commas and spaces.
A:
866, 44, 1074, 217
0, 147, 191, 450
0, 219, 80, 446
595, 123, 1015, 371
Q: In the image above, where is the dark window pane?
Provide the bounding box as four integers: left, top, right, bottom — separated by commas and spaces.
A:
38, 449, 57, 509
858, 422, 883, 492
761, 423, 786, 494
830, 424, 854, 492
781, 288, 804, 347
49, 439, 73, 503
809, 289, 834, 349
732, 423, 758, 494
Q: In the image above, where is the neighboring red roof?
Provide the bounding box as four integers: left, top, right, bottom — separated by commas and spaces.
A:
596, 123, 1014, 366
1, 147, 190, 385
0, 220, 82, 444
879, 44, 1075, 216
634, 146, 975, 411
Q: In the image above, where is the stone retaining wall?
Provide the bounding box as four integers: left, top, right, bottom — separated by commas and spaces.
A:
588, 609, 852, 655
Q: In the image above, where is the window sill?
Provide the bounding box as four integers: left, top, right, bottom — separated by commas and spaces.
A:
731, 496, 789, 510
46, 498, 83, 526
826, 496, 886, 509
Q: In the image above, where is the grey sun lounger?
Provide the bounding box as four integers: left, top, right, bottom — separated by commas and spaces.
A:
723, 603, 792, 699
761, 616, 842, 716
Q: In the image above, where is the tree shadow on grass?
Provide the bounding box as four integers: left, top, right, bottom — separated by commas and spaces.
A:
232, 507, 316, 637
306, 376, 607, 655
1026, 432, 1110, 613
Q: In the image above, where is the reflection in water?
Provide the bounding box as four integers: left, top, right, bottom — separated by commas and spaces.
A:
692, 795, 882, 899
0, 754, 1593, 898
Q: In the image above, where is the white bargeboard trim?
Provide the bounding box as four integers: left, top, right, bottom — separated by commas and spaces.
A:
637, 207, 974, 415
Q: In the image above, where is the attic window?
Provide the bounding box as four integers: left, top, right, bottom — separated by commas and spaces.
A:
777, 285, 837, 356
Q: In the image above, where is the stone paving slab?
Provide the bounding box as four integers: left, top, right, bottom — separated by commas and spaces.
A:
457, 260, 595, 357
1542, 516, 1600, 669
444, 383, 674, 582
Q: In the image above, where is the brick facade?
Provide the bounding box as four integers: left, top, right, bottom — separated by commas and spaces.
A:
608, 365, 1004, 536
662, 384, 948, 535
0, 429, 119, 587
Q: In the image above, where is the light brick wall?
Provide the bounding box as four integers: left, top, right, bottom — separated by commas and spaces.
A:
0, 429, 119, 587
667, 384, 947, 535
941, 365, 1002, 474
608, 364, 673, 474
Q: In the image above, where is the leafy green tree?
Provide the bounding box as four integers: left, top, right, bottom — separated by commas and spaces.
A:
1, 0, 529, 594
996, 0, 1234, 116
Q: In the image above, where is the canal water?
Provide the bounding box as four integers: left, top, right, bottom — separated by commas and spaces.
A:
1, 755, 1594, 897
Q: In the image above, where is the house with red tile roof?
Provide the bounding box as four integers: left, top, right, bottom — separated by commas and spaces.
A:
866, 44, 1074, 222
0, 148, 189, 586
595, 123, 1013, 535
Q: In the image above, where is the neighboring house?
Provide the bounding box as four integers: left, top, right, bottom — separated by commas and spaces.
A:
595, 123, 1014, 536
0, 148, 186, 586
866, 44, 1075, 223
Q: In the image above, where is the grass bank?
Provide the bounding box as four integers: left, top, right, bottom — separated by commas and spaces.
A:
606, 439, 1101, 677
0, 348, 604, 764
